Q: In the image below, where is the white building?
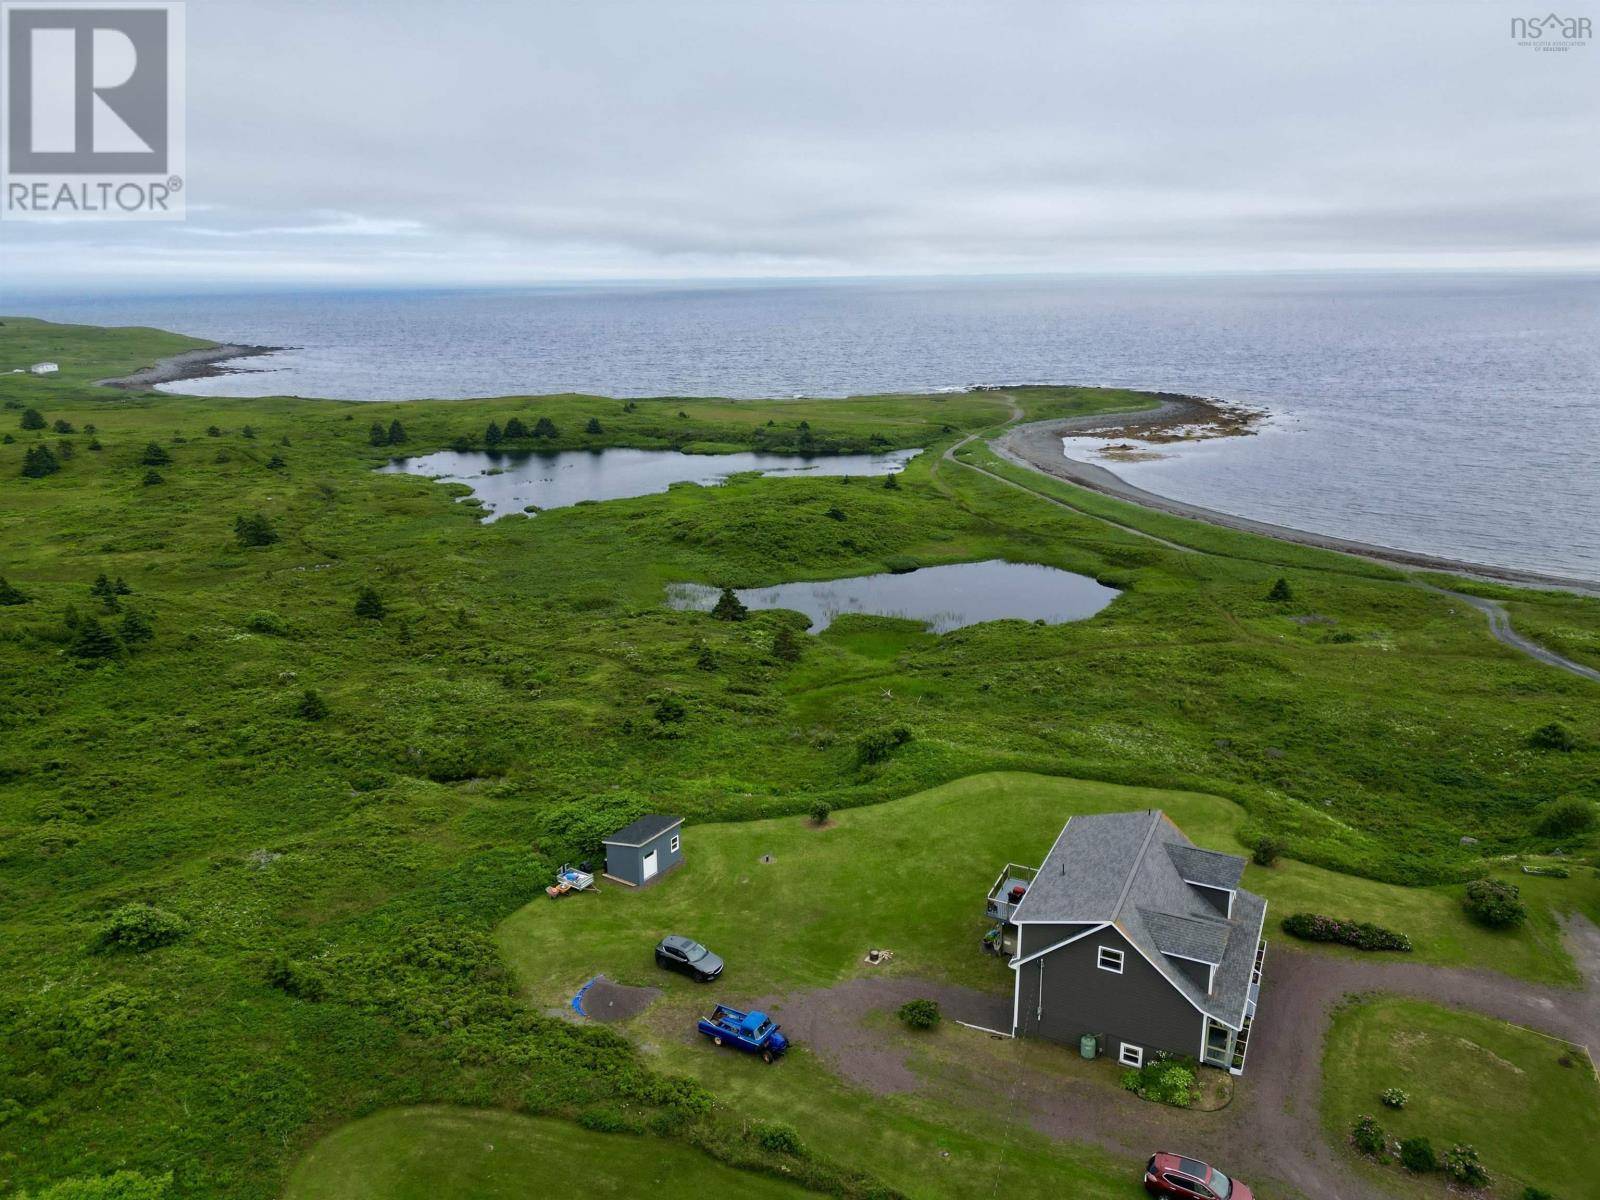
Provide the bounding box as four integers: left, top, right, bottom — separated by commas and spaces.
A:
29, 362, 59, 375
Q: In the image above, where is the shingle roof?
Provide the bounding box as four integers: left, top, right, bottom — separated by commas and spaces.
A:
602, 814, 684, 846
1011, 810, 1266, 1027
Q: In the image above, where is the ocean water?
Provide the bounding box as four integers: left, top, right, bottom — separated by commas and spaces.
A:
6, 275, 1597, 580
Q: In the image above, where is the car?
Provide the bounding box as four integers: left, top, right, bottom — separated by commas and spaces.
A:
696, 1004, 789, 1063
654, 935, 725, 981
1143, 1152, 1252, 1200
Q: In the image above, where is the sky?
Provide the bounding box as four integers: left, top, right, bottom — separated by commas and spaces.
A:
2, 0, 1597, 292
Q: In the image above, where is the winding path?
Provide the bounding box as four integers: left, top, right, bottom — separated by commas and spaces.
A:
764, 916, 1599, 1200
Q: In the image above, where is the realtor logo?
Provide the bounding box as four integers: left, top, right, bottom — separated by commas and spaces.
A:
1510, 12, 1591, 50
2, 1, 185, 219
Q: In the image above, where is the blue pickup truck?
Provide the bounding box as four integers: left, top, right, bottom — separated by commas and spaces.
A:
696, 1004, 790, 1063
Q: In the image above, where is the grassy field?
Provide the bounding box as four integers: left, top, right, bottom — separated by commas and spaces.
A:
2, 316, 1599, 1198
1321, 997, 1600, 1199
284, 1107, 814, 1199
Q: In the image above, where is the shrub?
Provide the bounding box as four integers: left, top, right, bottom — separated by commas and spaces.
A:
233, 512, 279, 547
19, 407, 46, 430
1252, 837, 1281, 867
0, 576, 28, 605
856, 725, 912, 766
22, 444, 61, 477
246, 610, 288, 635
265, 453, 286, 469
1399, 1136, 1436, 1173
52, 418, 75, 434
68, 618, 122, 660
1520, 1188, 1553, 1200
577, 1106, 645, 1135
1380, 1086, 1408, 1109
1537, 797, 1596, 839
1351, 1114, 1386, 1156
809, 801, 832, 825
652, 695, 687, 724
1267, 577, 1293, 602
353, 586, 387, 620
1442, 1143, 1489, 1188
772, 623, 803, 663
264, 953, 326, 1001
118, 609, 154, 645
368, 421, 388, 446
387, 419, 407, 444
1120, 1055, 1199, 1107
532, 416, 558, 438
753, 1121, 805, 1155
585, 417, 603, 435
710, 587, 747, 621
14, 1170, 173, 1200
1280, 912, 1412, 951
1527, 721, 1577, 752
139, 442, 172, 466
1463, 878, 1526, 928
897, 999, 940, 1030
296, 689, 330, 720
96, 903, 186, 953
882, 472, 900, 490
141, 469, 164, 485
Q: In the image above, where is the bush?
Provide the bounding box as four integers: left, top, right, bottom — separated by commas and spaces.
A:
1463, 878, 1526, 928
1351, 1114, 1386, 1156
264, 953, 326, 1001
652, 695, 686, 725
1280, 912, 1412, 951
233, 512, 279, 547
1252, 837, 1281, 867
0, 576, 29, 606
1399, 1136, 1436, 1173
245, 610, 288, 635
96, 903, 186, 953
68, 618, 123, 660
15, 1170, 172, 1200
19, 407, 46, 430
1537, 797, 1596, 839
353, 586, 387, 620
1380, 1086, 1408, 1109
1120, 1055, 1198, 1107
856, 725, 912, 766
1267, 577, 1293, 602
577, 1107, 645, 1135
897, 999, 941, 1030
139, 442, 171, 466
809, 801, 832, 825
1527, 721, 1577, 752
1442, 1143, 1489, 1188
753, 1120, 805, 1155
22, 444, 61, 477
1520, 1188, 1553, 1200
296, 689, 330, 720
141, 469, 164, 486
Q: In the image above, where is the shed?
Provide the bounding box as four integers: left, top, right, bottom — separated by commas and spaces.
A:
29, 362, 59, 375
602, 814, 684, 887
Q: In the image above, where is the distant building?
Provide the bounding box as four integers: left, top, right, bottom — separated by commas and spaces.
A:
602, 814, 684, 886
29, 362, 59, 375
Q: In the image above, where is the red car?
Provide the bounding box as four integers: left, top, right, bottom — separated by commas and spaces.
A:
1144, 1152, 1252, 1200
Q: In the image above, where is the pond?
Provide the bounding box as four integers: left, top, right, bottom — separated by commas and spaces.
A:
377, 445, 921, 519
666, 560, 1119, 634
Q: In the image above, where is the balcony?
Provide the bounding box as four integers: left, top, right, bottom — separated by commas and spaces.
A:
985, 862, 1039, 923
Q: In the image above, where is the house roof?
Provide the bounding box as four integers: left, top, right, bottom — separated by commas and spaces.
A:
602, 814, 684, 847
1011, 810, 1266, 1027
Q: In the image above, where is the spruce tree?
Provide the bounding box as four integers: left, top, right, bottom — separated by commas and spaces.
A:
353, 586, 387, 619
773, 624, 803, 662
503, 417, 528, 439
119, 608, 154, 644
142, 470, 165, 486
1267, 577, 1293, 602
711, 587, 748, 622
241, 425, 257, 439
68, 617, 122, 660
19, 408, 45, 430
233, 512, 279, 547
296, 688, 330, 720
484, 421, 504, 447
883, 472, 900, 490
585, 417, 603, 435
91, 573, 115, 600
387, 419, 406, 445
115, 576, 132, 595
140, 442, 172, 466
52, 418, 75, 434
0, 576, 28, 606
369, 422, 389, 446
207, 425, 222, 437
532, 416, 558, 439
266, 453, 287, 469
22, 444, 60, 477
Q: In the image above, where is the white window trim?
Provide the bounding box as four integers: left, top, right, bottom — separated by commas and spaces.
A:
1118, 1041, 1143, 1068
1096, 945, 1124, 974
669, 833, 680, 853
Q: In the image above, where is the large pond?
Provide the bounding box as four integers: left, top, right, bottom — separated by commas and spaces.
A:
667, 560, 1119, 634
378, 446, 920, 519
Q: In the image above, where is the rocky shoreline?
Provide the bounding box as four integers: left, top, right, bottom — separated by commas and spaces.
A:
97, 343, 281, 390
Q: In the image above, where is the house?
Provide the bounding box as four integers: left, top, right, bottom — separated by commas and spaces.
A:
29, 362, 59, 375
602, 814, 684, 887
986, 810, 1267, 1074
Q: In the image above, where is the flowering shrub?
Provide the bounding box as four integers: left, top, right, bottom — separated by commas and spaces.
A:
1443, 1143, 1489, 1188
1121, 1055, 1199, 1108
1281, 913, 1412, 952
1351, 1114, 1386, 1156
1463, 879, 1526, 929
1380, 1087, 1408, 1109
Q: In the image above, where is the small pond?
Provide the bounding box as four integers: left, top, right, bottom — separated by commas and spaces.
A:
378, 446, 921, 519
666, 560, 1119, 634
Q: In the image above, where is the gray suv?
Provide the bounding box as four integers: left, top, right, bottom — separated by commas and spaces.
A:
654, 935, 725, 982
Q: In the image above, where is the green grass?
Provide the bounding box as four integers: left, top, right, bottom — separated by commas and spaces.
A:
1321, 997, 1600, 1199
4, 316, 1600, 1198
284, 1107, 814, 1199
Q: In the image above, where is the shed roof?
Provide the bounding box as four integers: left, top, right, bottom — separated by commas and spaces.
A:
602, 814, 684, 847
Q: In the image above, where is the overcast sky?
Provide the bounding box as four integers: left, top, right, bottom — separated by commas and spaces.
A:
2, 0, 1597, 292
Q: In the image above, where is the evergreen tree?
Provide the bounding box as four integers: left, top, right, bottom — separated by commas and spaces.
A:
68, 617, 122, 660
532, 416, 559, 439
207, 425, 222, 437
585, 417, 603, 435
119, 608, 154, 644
266, 453, 287, 469
52, 418, 75, 434
2, 433, 13, 444
91, 573, 114, 599
503, 417, 529, 439
63, 603, 81, 629
353, 586, 387, 619
241, 425, 257, 439
233, 512, 279, 547
83, 423, 96, 434
484, 420, 504, 447
387, 419, 407, 445
142, 470, 165, 486
623, 401, 638, 413
19, 408, 45, 430
115, 576, 132, 595
56, 440, 75, 460
882, 472, 900, 490
711, 587, 748, 622
22, 444, 60, 477
369, 421, 389, 446
89, 438, 103, 451
296, 688, 330, 720
773, 624, 803, 662
140, 442, 172, 466
0, 576, 28, 606
695, 643, 717, 671
1267, 577, 1293, 602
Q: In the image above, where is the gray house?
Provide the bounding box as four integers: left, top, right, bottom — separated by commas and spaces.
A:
602, 814, 684, 887
986, 810, 1267, 1074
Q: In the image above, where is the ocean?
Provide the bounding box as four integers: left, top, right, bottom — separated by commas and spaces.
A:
6, 274, 1597, 581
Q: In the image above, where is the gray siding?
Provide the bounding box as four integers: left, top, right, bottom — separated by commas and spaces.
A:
604, 826, 683, 885
1015, 922, 1094, 959
1016, 926, 1204, 1062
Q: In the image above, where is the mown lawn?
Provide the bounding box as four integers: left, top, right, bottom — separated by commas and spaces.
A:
285, 1106, 814, 1199
1321, 997, 1600, 1200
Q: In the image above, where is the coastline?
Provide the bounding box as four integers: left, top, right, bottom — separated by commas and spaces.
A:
97, 343, 281, 390
995, 407, 1600, 596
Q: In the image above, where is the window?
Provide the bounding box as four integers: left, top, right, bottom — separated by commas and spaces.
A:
1118, 1041, 1143, 1068
1096, 945, 1124, 974
670, 833, 680, 853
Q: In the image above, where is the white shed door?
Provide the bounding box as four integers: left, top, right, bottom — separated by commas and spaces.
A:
641, 849, 658, 881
